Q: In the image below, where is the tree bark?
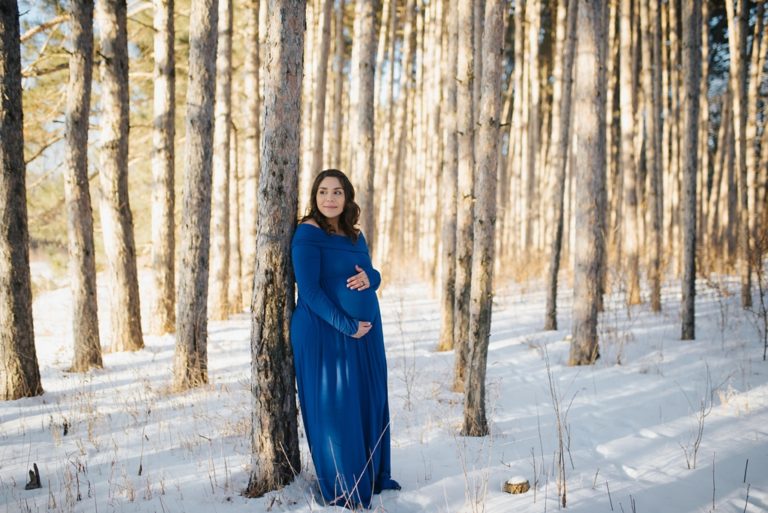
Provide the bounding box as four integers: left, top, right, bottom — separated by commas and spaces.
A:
544, 0, 578, 331
462, 0, 503, 437
310, 0, 333, 178
245, 0, 303, 496
452, 0, 475, 392
150, 0, 176, 335
209, 0, 233, 321
680, 0, 701, 340
437, 0, 458, 352
619, 0, 641, 306
725, 0, 751, 308
0, 0, 43, 400
66, 0, 102, 372
228, 125, 243, 312
96, 0, 144, 352
329, 0, 345, 167
569, 0, 606, 366
350, 0, 379, 243
174, 0, 218, 390
242, 0, 261, 309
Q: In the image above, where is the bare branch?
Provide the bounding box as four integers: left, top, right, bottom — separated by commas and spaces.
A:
20, 14, 68, 43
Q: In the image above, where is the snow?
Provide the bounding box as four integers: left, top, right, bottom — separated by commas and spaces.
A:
1, 271, 767, 513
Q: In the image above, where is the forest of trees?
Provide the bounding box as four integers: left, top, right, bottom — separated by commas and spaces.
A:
1, 0, 767, 498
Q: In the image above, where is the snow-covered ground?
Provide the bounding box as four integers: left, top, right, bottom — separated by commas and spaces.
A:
1, 269, 766, 513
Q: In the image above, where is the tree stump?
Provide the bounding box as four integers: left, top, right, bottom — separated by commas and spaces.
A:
503, 476, 530, 494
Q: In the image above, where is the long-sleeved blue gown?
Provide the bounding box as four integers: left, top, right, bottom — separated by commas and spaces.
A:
291, 223, 399, 508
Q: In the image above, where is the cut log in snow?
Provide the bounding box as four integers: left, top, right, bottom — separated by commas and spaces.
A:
503, 476, 530, 494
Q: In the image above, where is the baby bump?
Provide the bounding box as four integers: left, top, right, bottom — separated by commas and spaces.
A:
328, 281, 379, 321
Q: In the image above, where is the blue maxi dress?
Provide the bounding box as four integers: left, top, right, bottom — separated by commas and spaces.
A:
290, 224, 398, 508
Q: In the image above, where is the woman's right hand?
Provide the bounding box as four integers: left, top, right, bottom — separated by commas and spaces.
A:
351, 321, 372, 339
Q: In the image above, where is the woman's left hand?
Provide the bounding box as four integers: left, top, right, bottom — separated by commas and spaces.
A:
347, 265, 370, 291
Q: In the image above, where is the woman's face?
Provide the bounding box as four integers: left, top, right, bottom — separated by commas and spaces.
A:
316, 176, 346, 221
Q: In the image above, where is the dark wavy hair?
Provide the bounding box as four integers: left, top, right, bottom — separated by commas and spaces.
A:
300, 169, 361, 242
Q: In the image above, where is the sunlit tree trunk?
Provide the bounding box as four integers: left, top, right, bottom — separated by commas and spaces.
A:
174, 0, 218, 390
66, 0, 102, 372
350, 0, 379, 242
150, 0, 176, 335
0, 0, 43, 400
245, 0, 303, 495
437, 0, 458, 352
96, 0, 144, 351
522, 0, 541, 252
453, 0, 475, 392
680, 0, 701, 340
329, 0, 345, 167
725, 0, 751, 308
544, 0, 578, 331
310, 0, 333, 178
228, 126, 243, 312
619, 0, 640, 306
640, 0, 663, 312
209, 0, 233, 320
242, 0, 261, 307
569, 0, 605, 366
462, 0, 503, 437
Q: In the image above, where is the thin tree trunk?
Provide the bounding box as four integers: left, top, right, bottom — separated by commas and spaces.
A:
569, 0, 606, 366
66, 0, 102, 372
544, 0, 578, 331
523, 0, 541, 252
437, 0, 458, 352
244, 0, 303, 496
452, 0, 475, 392
329, 0, 345, 167
150, 0, 176, 335
725, 0, 751, 308
641, 0, 663, 313
619, 0, 641, 306
209, 0, 233, 320
0, 0, 43, 400
350, 0, 379, 243
310, 0, 333, 178
462, 0, 503, 437
228, 124, 243, 312
242, 0, 261, 308
681, 0, 701, 340
96, 0, 144, 351
174, 0, 218, 390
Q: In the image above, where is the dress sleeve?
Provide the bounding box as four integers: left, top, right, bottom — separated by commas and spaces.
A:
293, 242, 359, 336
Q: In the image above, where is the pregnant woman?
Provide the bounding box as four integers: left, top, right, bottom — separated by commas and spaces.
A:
291, 169, 400, 509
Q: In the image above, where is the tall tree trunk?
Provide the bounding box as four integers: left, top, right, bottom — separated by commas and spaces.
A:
150, 0, 176, 335
242, 0, 261, 309
641, 0, 663, 312
228, 125, 243, 312
245, 0, 303, 496
209, 0, 233, 320
350, 0, 379, 243
96, 0, 144, 352
523, 0, 541, 252
619, 0, 641, 306
725, 0, 751, 308
569, 0, 606, 366
437, 0, 458, 352
452, 0, 475, 392
462, 0, 503, 437
329, 0, 345, 167
544, 0, 578, 331
310, 0, 333, 177
680, 0, 701, 340
0, 0, 43, 400
174, 0, 218, 390
66, 0, 102, 372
